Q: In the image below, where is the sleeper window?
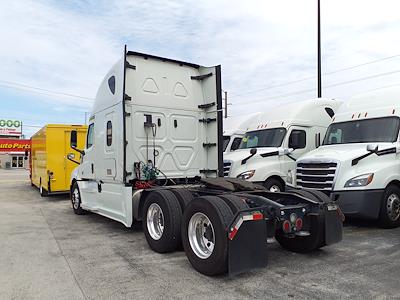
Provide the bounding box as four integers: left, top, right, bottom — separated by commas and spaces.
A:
106, 121, 112, 146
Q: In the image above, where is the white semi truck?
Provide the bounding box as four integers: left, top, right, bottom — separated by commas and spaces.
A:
68, 47, 343, 276
224, 99, 342, 191
290, 87, 400, 228
223, 113, 258, 154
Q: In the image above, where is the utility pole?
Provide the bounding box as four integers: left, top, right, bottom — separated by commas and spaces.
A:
224, 90, 228, 118
317, 0, 322, 98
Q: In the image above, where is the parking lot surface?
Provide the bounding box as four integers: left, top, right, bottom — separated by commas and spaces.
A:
1, 169, 400, 299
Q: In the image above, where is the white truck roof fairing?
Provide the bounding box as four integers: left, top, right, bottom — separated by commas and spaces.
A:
333, 86, 400, 123
246, 98, 342, 132
91, 48, 223, 182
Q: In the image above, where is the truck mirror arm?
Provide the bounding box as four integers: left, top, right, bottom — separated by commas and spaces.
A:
241, 148, 257, 165
285, 154, 296, 161
67, 156, 81, 165
352, 147, 396, 166
71, 146, 85, 156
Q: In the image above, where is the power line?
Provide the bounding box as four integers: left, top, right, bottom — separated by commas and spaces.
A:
233, 69, 400, 106
0, 79, 94, 102
230, 54, 400, 98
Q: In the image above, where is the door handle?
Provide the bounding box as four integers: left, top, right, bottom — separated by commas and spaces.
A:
91, 163, 94, 174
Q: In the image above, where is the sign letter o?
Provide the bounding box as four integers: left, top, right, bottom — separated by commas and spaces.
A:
6, 120, 13, 127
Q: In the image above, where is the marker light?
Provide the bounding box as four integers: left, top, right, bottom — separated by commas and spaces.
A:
283, 220, 291, 233
295, 218, 303, 231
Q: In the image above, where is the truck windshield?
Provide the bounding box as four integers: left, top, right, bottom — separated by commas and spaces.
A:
323, 117, 400, 145
239, 128, 286, 149
223, 136, 230, 151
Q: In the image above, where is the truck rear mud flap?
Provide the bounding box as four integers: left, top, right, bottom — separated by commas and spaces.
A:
324, 203, 343, 245
227, 208, 268, 277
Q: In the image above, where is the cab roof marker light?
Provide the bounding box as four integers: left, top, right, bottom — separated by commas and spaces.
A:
358, 113, 361, 118
393, 109, 396, 114
352, 114, 355, 119
364, 112, 368, 117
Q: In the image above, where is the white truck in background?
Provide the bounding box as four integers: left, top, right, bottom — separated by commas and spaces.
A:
291, 87, 400, 228
68, 47, 343, 276
224, 99, 342, 192
223, 113, 259, 154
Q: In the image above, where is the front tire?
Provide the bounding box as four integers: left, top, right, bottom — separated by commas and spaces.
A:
264, 178, 284, 192
71, 182, 86, 215
181, 196, 233, 276
143, 190, 182, 253
378, 185, 400, 228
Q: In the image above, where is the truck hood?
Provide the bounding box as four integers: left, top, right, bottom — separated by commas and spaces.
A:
224, 147, 279, 163
298, 143, 396, 163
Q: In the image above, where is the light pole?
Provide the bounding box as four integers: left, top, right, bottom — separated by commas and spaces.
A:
317, 0, 322, 98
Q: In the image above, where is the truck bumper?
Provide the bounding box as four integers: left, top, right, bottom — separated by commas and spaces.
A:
332, 189, 384, 220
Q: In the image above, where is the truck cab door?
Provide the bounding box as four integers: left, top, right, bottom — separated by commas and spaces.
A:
280, 126, 311, 175
80, 123, 96, 179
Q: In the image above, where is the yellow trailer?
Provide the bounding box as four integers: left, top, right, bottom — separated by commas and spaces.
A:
31, 124, 87, 196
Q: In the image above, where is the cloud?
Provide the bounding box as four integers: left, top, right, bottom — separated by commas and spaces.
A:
1, 0, 400, 124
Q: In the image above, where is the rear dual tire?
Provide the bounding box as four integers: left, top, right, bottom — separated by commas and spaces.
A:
275, 189, 327, 253
181, 196, 233, 276
143, 190, 182, 253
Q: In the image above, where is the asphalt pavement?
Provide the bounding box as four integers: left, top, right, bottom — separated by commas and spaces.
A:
0, 169, 399, 299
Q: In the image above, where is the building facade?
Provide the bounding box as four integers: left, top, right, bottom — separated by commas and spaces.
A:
0, 118, 30, 169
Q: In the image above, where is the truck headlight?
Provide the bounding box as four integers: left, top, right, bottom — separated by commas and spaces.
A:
344, 173, 374, 187
286, 170, 293, 184
237, 170, 255, 180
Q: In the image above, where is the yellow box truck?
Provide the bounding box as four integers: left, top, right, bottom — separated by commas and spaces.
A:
31, 124, 87, 196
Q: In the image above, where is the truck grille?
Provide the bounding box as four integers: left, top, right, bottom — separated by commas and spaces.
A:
296, 162, 337, 190
223, 161, 232, 177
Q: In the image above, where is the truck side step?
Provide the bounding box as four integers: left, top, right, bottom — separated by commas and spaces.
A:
198, 102, 215, 109
191, 72, 213, 80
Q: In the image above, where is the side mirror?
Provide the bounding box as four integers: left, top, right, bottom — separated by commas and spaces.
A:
70, 130, 77, 148
67, 153, 75, 160
250, 148, 257, 155
367, 144, 378, 153
289, 131, 306, 150
278, 147, 293, 156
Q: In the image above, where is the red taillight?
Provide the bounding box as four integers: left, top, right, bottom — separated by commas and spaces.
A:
295, 218, 303, 231
283, 220, 291, 233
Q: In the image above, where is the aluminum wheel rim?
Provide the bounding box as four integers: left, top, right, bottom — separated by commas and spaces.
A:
147, 203, 164, 240
72, 188, 80, 209
269, 185, 281, 192
188, 212, 215, 259
387, 193, 400, 221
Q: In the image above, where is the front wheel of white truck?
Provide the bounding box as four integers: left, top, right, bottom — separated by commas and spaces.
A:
143, 190, 182, 253
378, 184, 400, 229
70, 182, 87, 215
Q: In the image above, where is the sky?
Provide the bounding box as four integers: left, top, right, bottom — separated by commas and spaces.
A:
1, 0, 400, 137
